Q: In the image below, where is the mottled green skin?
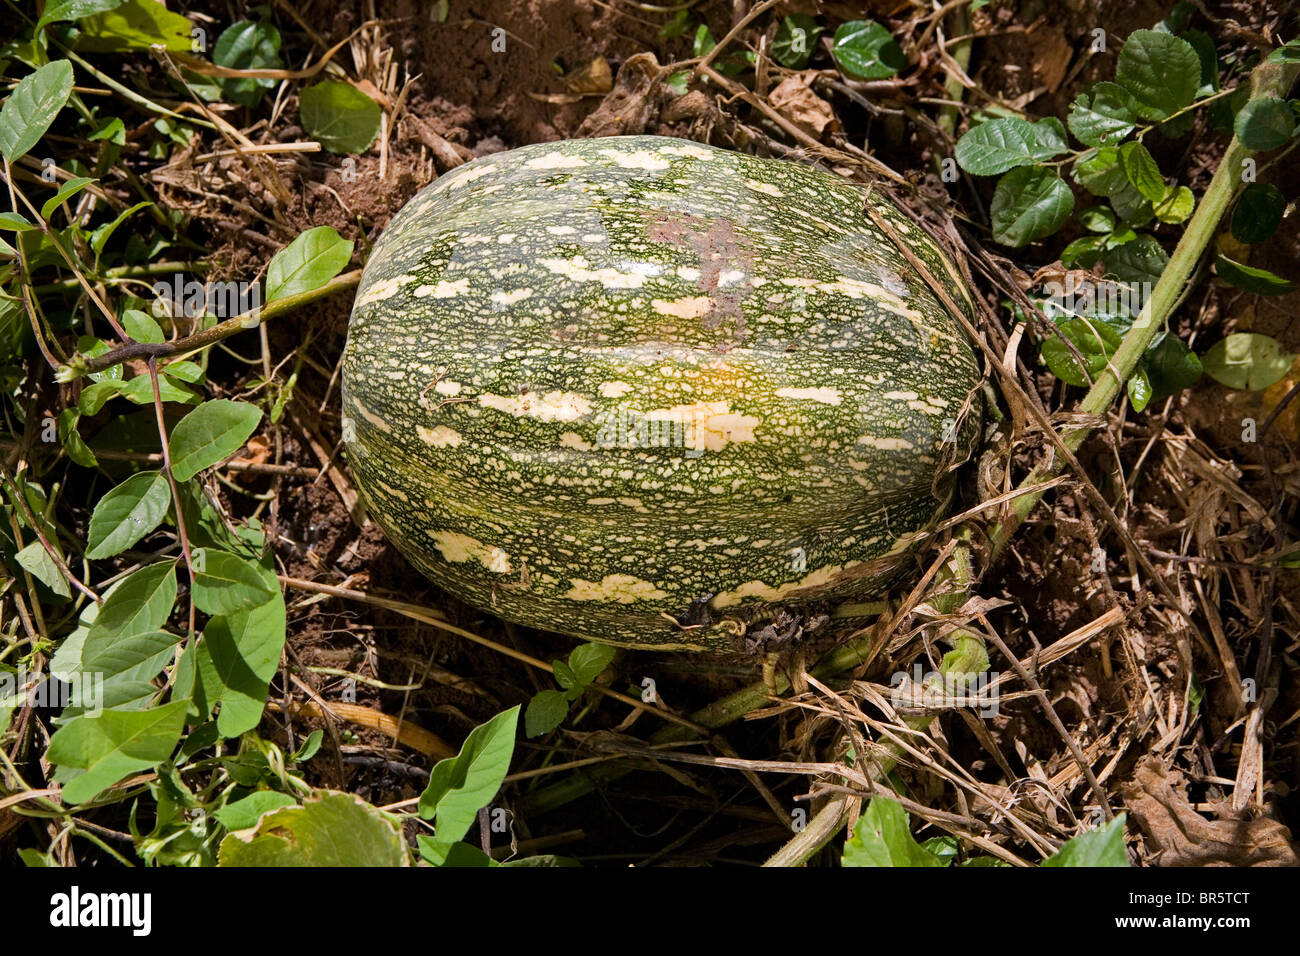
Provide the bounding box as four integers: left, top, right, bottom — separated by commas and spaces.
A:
342, 136, 981, 650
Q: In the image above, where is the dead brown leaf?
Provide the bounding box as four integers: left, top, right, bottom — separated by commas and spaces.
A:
768, 73, 838, 139
1123, 757, 1300, 866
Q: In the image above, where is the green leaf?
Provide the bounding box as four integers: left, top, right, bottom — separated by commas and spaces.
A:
1127, 366, 1153, 412
843, 796, 946, 867
1234, 97, 1295, 151
192, 547, 277, 615
218, 791, 408, 866
772, 15, 823, 70
1103, 233, 1168, 285
58, 408, 97, 467
1067, 82, 1138, 147
116, 371, 200, 406
569, 641, 616, 685
75, 0, 194, 52
1118, 141, 1165, 202
195, 562, 286, 737
1230, 183, 1284, 243
664, 71, 690, 96
1041, 318, 1123, 386
525, 689, 569, 737
1078, 205, 1117, 234
1153, 184, 1194, 224
89, 200, 152, 255
1214, 255, 1296, 296
1180, 28, 1219, 91
0, 61, 75, 165
73, 627, 178, 690
552, 659, 577, 690
692, 24, 716, 58
40, 176, 96, 221
418, 705, 520, 864
1115, 29, 1201, 120
265, 226, 353, 302
214, 20, 283, 108
85, 560, 177, 646
1061, 235, 1106, 268
48, 701, 189, 804
86, 469, 170, 559
212, 791, 297, 830
299, 81, 381, 155
1207, 85, 1249, 135
167, 399, 263, 481
1043, 814, 1129, 866
955, 117, 1068, 176
990, 166, 1074, 246
37, 0, 124, 31
1143, 333, 1202, 402
16, 539, 71, 598
122, 307, 164, 344
831, 20, 905, 81
1201, 332, 1295, 390
658, 9, 691, 39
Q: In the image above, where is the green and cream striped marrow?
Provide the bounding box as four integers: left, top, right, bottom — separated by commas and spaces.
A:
341, 135, 981, 650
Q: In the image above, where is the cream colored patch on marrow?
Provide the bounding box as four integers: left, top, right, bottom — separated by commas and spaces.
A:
430, 164, 495, 193
659, 144, 714, 160
414, 279, 471, 299
598, 381, 633, 398
434, 379, 463, 397
524, 152, 588, 170
645, 401, 760, 452
743, 178, 782, 197
711, 562, 858, 609
480, 390, 592, 422
417, 425, 462, 447
775, 386, 842, 405
490, 287, 534, 306
857, 435, 914, 451
538, 256, 648, 289
348, 397, 392, 433
559, 431, 593, 451
355, 274, 409, 307
599, 148, 670, 170
564, 573, 668, 603
652, 295, 712, 319
429, 531, 511, 573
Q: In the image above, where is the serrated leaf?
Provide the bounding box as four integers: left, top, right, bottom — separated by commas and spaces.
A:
525, 689, 569, 737
1234, 97, 1295, 151
569, 642, 616, 686
831, 20, 905, 81
1067, 82, 1138, 147
1118, 141, 1166, 202
1153, 184, 1194, 224
1143, 333, 1202, 402
1115, 29, 1201, 120
955, 117, 1068, 176
1042, 814, 1129, 866
990, 166, 1074, 246
1041, 318, 1124, 386
418, 705, 520, 864
86, 469, 170, 558
1202, 333, 1295, 390
48, 701, 189, 804
0, 61, 75, 164
167, 399, 262, 481
299, 81, 381, 155
1230, 183, 1284, 243
265, 226, 353, 302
